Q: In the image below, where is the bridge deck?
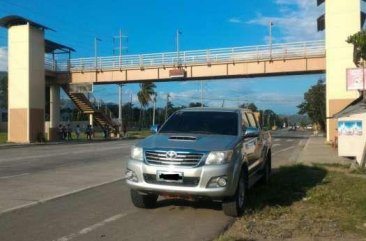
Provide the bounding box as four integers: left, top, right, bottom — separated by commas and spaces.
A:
49, 40, 325, 84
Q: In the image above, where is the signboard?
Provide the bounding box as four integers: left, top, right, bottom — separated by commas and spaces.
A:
169, 69, 186, 78
346, 68, 366, 90
337, 120, 362, 136
69, 83, 93, 93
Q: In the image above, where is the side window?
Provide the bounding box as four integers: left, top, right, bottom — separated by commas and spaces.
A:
246, 113, 258, 128
241, 111, 250, 129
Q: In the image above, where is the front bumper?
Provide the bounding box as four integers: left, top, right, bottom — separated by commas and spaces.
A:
126, 159, 238, 199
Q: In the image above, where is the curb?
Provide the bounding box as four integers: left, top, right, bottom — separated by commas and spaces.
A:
0, 177, 125, 216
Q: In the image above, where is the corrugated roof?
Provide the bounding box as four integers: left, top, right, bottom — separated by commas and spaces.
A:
333, 96, 366, 118
0, 15, 54, 31
45, 39, 75, 53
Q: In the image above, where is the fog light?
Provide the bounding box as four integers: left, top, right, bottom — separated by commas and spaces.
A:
125, 169, 138, 182
217, 177, 227, 187
207, 175, 228, 188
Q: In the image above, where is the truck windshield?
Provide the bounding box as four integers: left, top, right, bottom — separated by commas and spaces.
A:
159, 111, 238, 136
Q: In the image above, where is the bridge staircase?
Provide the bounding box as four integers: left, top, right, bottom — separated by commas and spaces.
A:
61, 85, 119, 135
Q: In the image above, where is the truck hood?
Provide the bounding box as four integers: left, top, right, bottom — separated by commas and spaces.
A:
137, 133, 239, 152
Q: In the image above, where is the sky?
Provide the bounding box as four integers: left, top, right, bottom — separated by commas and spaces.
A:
0, 0, 325, 114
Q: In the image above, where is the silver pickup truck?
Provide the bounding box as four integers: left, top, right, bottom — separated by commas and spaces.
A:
126, 108, 272, 217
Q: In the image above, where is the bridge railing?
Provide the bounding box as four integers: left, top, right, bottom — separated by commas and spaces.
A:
51, 40, 325, 72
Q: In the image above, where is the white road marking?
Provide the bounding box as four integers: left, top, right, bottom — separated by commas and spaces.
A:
0, 173, 30, 179
273, 139, 280, 142
272, 144, 281, 147
54, 212, 130, 241
272, 146, 295, 156
286, 139, 294, 142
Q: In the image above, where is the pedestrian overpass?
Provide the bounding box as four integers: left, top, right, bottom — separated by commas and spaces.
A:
52, 40, 325, 84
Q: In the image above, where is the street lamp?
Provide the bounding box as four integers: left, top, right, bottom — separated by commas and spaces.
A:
269, 21, 274, 59
94, 37, 102, 69
176, 29, 182, 66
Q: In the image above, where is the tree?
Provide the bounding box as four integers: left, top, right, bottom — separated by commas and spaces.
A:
346, 31, 366, 67
297, 79, 326, 131
188, 102, 206, 107
0, 75, 7, 109
239, 102, 258, 112
137, 82, 156, 129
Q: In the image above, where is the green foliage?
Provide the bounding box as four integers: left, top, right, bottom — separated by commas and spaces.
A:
239, 102, 258, 112
188, 102, 206, 107
298, 79, 326, 131
346, 31, 366, 67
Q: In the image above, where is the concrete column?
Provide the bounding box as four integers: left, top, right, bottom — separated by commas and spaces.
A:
325, 0, 361, 142
8, 23, 45, 143
89, 114, 93, 126
49, 84, 60, 140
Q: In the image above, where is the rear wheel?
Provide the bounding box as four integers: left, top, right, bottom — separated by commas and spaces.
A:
130, 190, 158, 209
222, 168, 248, 217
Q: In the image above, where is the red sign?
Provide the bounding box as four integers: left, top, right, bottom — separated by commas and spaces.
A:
346, 68, 366, 90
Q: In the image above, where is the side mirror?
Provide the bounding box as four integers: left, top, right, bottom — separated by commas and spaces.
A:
150, 124, 160, 134
243, 127, 259, 138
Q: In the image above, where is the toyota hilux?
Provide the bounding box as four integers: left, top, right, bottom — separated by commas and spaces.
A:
125, 108, 272, 217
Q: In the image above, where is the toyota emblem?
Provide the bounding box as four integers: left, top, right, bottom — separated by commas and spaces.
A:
166, 151, 177, 159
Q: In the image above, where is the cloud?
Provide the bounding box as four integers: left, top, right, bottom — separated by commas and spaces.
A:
246, 0, 324, 42
229, 18, 243, 24
0, 47, 7, 71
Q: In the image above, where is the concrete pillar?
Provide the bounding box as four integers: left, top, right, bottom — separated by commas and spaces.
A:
325, 0, 361, 142
49, 84, 60, 141
8, 23, 45, 143
89, 114, 93, 127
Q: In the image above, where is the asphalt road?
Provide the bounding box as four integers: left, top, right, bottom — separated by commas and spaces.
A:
0, 130, 310, 241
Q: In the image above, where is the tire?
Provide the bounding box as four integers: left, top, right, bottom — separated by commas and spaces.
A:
130, 190, 158, 209
222, 168, 248, 217
260, 151, 271, 185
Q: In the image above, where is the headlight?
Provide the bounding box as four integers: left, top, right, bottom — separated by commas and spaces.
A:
205, 151, 233, 165
131, 146, 143, 161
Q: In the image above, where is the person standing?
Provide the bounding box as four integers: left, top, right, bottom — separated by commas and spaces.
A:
75, 124, 81, 140
86, 124, 92, 140
67, 124, 73, 141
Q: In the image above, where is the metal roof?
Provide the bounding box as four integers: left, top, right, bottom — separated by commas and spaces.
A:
0, 15, 54, 31
45, 39, 75, 53
333, 96, 366, 118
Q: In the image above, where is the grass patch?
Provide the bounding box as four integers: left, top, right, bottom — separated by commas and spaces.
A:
0, 132, 7, 144
216, 165, 366, 241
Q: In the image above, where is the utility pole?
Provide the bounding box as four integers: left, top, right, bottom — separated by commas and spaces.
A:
113, 29, 128, 68
118, 84, 123, 132
221, 99, 225, 108
152, 93, 157, 126
165, 93, 170, 121
200, 80, 203, 107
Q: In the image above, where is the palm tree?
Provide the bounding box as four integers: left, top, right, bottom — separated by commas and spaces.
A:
137, 82, 156, 129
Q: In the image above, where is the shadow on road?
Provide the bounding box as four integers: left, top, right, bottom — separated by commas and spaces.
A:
247, 164, 327, 210
156, 198, 222, 211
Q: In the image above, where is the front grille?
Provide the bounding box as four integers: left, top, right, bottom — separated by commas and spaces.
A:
143, 174, 200, 187
145, 150, 204, 167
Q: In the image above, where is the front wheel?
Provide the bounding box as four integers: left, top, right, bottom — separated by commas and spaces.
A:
260, 151, 271, 185
130, 190, 158, 209
222, 169, 248, 217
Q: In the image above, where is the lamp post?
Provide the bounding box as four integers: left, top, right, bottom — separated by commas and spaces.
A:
94, 37, 102, 70
176, 29, 182, 66
269, 21, 273, 59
